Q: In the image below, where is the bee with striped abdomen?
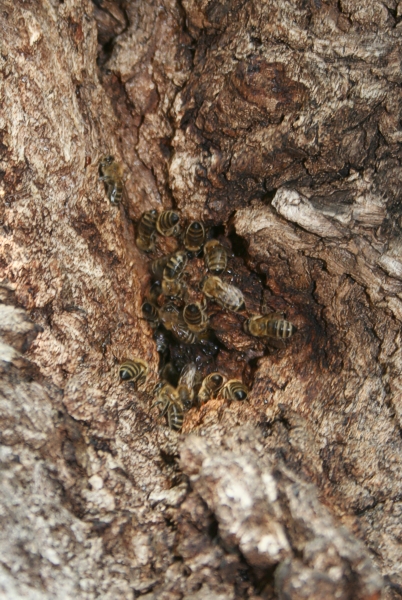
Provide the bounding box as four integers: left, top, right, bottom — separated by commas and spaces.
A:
245, 313, 296, 340
197, 372, 226, 405
153, 382, 184, 431
183, 301, 209, 333
204, 240, 227, 274
119, 358, 148, 386
201, 276, 245, 313
136, 210, 158, 252
163, 250, 188, 281
156, 210, 181, 237
176, 362, 199, 410
166, 402, 184, 431
99, 156, 124, 205
221, 380, 248, 401
184, 221, 205, 252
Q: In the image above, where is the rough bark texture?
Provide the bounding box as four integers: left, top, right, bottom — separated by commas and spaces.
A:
1, 0, 402, 598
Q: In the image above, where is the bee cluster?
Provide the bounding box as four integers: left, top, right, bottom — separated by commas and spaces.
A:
99, 157, 296, 432
125, 207, 296, 432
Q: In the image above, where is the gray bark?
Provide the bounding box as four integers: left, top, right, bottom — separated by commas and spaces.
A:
1, 0, 402, 598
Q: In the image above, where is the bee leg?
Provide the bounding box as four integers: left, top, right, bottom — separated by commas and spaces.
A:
137, 374, 147, 387
153, 400, 169, 418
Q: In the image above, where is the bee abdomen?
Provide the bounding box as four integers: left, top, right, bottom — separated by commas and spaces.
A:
204, 240, 227, 274
137, 210, 158, 251
267, 319, 295, 339
119, 359, 148, 384
183, 303, 207, 329
156, 210, 181, 237
221, 380, 248, 401
184, 221, 205, 252
198, 372, 225, 404
167, 403, 184, 431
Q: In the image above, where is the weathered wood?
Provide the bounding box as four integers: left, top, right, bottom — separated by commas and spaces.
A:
1, 0, 402, 598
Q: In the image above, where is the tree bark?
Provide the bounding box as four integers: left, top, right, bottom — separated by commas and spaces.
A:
1, 0, 402, 598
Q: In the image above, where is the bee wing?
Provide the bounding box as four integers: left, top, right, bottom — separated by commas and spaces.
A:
222, 282, 245, 310
261, 302, 285, 319
266, 337, 286, 350
120, 180, 129, 205
178, 362, 197, 389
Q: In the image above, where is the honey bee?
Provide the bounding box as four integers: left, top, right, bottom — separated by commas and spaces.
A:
176, 362, 199, 410
136, 210, 158, 252
171, 321, 198, 345
184, 221, 206, 252
197, 372, 226, 405
161, 278, 185, 299
156, 210, 181, 237
245, 313, 296, 340
221, 380, 248, 401
163, 250, 188, 281
183, 301, 209, 333
141, 302, 160, 328
153, 382, 184, 431
204, 240, 227, 274
119, 358, 148, 385
201, 276, 245, 312
153, 327, 170, 358
159, 303, 180, 331
99, 155, 124, 204
153, 381, 176, 406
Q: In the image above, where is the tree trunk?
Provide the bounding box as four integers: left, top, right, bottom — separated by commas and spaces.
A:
1, 0, 401, 598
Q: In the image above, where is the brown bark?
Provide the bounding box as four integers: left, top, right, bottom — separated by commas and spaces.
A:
1, 0, 402, 598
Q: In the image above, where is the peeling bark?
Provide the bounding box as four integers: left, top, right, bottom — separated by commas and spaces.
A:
1, 0, 402, 598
